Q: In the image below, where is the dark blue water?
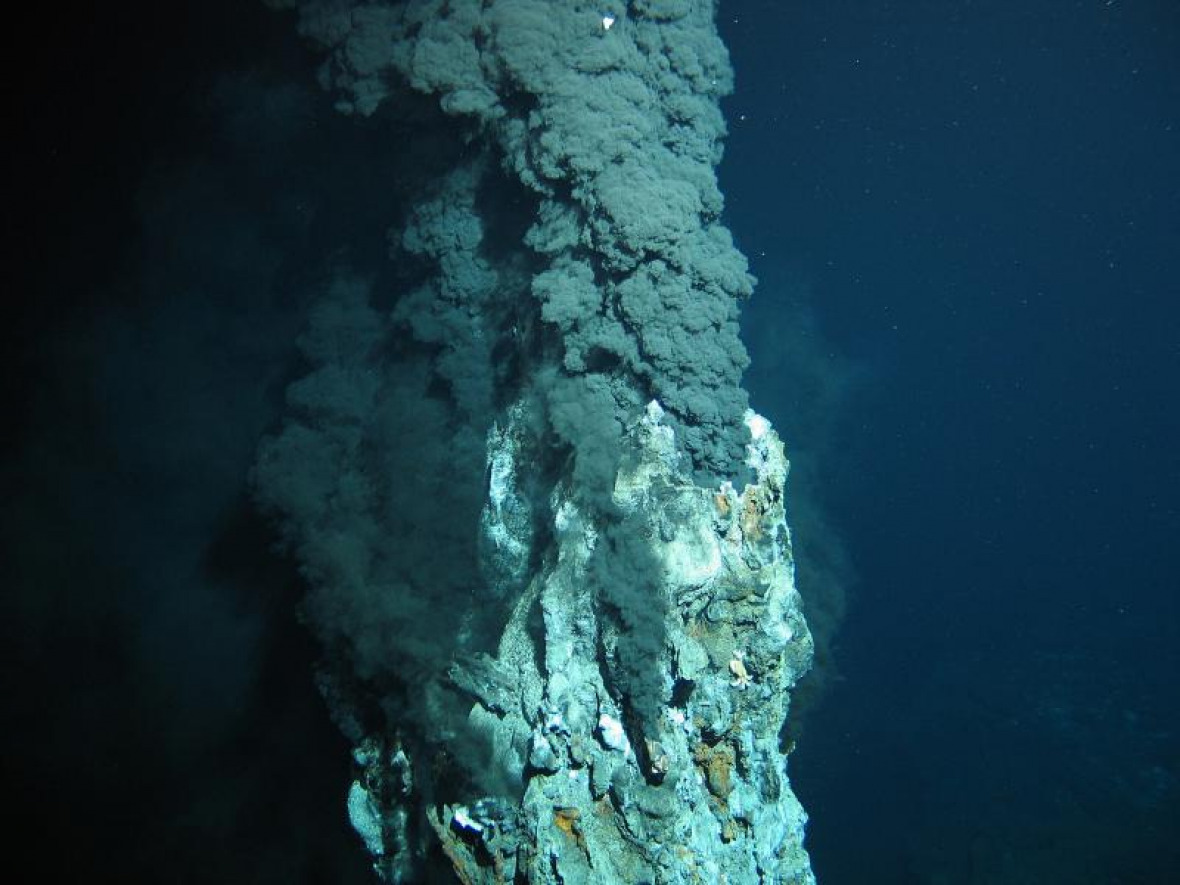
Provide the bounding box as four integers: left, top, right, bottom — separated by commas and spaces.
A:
4, 2, 1176, 883
723, 2, 1180, 881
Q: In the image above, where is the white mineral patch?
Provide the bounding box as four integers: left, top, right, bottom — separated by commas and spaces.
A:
488, 441, 514, 505
597, 713, 629, 753
667, 707, 692, 734
553, 498, 579, 534
745, 410, 770, 441
766, 620, 795, 644
663, 522, 722, 585
347, 781, 385, 856
452, 806, 484, 834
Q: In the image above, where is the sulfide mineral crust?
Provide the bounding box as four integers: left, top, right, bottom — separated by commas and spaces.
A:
346, 401, 815, 884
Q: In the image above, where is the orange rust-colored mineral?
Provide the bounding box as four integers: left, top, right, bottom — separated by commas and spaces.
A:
740, 491, 763, 541
553, 806, 586, 851
694, 743, 735, 800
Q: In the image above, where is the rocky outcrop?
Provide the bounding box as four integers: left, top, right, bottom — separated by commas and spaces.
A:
344, 402, 814, 883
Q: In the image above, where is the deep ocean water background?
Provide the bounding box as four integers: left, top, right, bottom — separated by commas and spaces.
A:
722, 2, 1180, 881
